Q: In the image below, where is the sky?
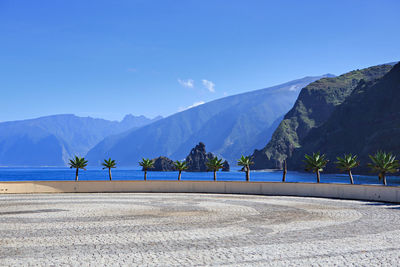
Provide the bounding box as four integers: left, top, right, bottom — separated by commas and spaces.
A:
0, 0, 399, 122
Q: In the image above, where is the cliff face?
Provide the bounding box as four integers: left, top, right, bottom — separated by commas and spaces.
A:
185, 142, 214, 172
288, 62, 400, 173
185, 142, 230, 172
222, 160, 230, 172
251, 64, 394, 170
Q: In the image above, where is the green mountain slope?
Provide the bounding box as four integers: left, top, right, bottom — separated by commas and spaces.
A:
86, 75, 331, 166
287, 62, 400, 173
251, 63, 395, 170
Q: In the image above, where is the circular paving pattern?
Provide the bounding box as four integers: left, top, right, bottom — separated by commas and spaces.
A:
1, 193, 400, 266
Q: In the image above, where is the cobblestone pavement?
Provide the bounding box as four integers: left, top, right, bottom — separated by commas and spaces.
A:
1, 193, 400, 266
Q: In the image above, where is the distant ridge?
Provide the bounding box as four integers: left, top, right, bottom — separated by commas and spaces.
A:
86, 74, 332, 166
0, 114, 161, 166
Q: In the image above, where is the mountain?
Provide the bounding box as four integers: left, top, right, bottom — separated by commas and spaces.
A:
251, 63, 395, 170
0, 114, 160, 166
87, 75, 333, 166
120, 114, 163, 128
287, 62, 400, 173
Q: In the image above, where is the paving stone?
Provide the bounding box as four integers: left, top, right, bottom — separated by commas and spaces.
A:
0, 193, 400, 266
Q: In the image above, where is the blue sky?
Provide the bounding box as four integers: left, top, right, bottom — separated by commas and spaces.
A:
1, 0, 399, 121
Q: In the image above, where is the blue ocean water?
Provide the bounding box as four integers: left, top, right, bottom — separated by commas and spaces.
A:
0, 167, 399, 186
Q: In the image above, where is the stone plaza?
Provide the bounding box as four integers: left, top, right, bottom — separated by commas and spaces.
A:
1, 193, 400, 266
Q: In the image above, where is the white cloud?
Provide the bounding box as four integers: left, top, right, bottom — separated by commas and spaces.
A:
289, 85, 300, 91
179, 101, 205, 112
202, 79, 215, 92
127, 68, 137, 72
178, 79, 194, 88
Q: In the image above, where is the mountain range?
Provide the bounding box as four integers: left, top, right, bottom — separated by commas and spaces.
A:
4, 61, 397, 170
86, 75, 332, 166
0, 114, 161, 166
251, 62, 397, 171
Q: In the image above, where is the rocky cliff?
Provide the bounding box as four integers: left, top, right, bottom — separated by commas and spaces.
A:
288, 62, 400, 173
222, 160, 230, 172
186, 142, 229, 172
251, 63, 395, 170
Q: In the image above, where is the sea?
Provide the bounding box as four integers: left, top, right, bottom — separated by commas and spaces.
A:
0, 167, 399, 186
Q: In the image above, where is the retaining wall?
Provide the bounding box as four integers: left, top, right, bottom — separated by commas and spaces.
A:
1, 180, 400, 203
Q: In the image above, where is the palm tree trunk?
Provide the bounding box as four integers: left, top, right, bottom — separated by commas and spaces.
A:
348, 170, 354, 184
214, 170, 216, 181
144, 169, 147, 181
282, 160, 287, 182
109, 168, 112, 181
246, 167, 250, 181
178, 170, 181, 181
383, 173, 387, 186
316, 170, 320, 183
75, 168, 79, 181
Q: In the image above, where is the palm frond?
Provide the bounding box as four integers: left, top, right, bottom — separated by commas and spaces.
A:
174, 160, 188, 171
139, 158, 154, 169
68, 156, 88, 169
368, 151, 399, 174
303, 152, 328, 173
335, 153, 359, 172
237, 155, 254, 167
102, 158, 117, 168
206, 156, 224, 171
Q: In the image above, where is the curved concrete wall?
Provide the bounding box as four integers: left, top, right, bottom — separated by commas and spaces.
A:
1, 181, 400, 203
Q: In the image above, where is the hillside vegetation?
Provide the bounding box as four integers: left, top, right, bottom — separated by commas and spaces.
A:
288, 62, 400, 173
251, 64, 395, 170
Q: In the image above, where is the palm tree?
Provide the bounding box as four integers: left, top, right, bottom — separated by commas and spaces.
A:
206, 157, 224, 181
237, 155, 254, 181
139, 158, 154, 181
335, 153, 359, 184
174, 160, 188, 181
368, 151, 399, 186
282, 160, 287, 182
303, 152, 329, 183
68, 156, 88, 181
102, 158, 116, 181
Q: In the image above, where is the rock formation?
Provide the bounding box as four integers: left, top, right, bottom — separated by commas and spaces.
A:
185, 142, 230, 172
222, 160, 230, 172
147, 156, 176, 171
